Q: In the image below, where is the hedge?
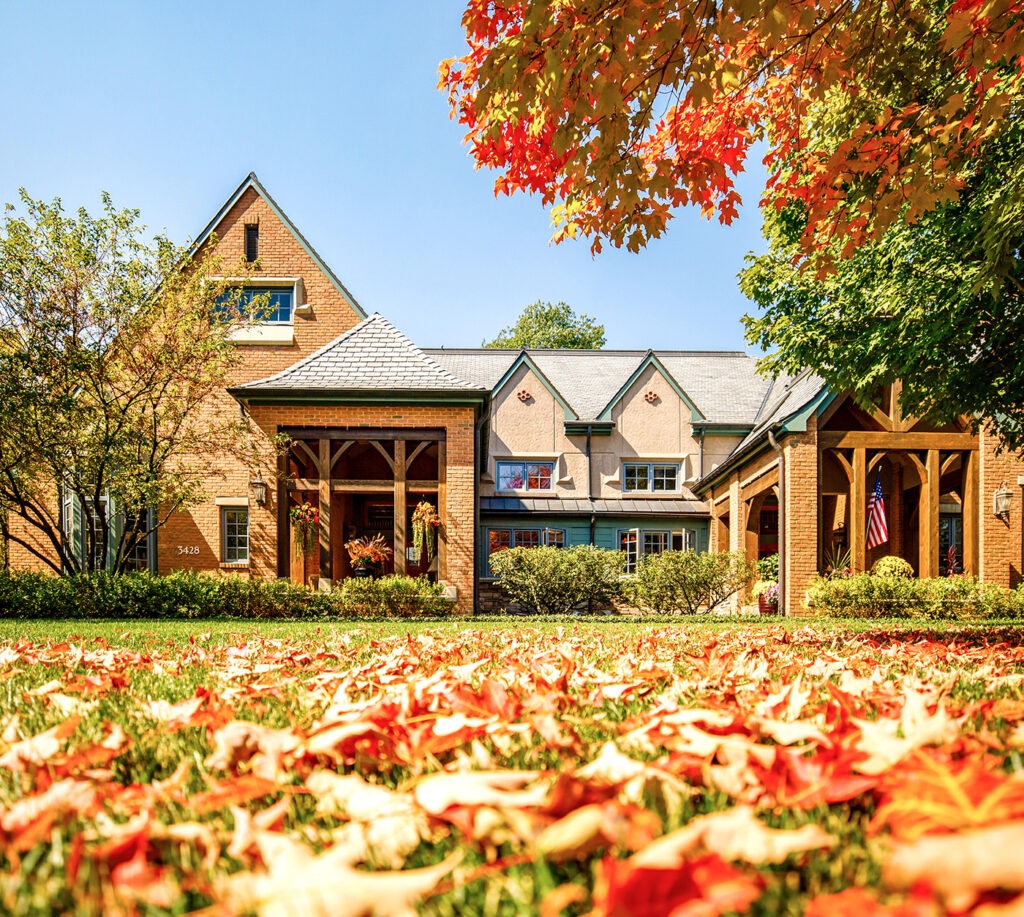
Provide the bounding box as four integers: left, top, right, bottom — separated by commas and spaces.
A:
489, 545, 625, 615
335, 575, 452, 617
807, 573, 1024, 619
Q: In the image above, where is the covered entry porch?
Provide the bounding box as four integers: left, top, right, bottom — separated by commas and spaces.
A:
278, 427, 446, 588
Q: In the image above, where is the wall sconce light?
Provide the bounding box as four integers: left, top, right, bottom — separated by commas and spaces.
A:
251, 470, 269, 508
993, 481, 1012, 520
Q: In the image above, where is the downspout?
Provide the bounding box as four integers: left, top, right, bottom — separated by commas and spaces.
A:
768, 428, 786, 615
586, 425, 595, 546
474, 400, 490, 615
699, 430, 705, 480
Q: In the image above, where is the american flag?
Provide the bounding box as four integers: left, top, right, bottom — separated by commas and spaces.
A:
866, 469, 889, 549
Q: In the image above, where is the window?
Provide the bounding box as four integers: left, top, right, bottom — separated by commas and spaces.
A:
221, 507, 249, 564
496, 461, 554, 492
245, 224, 259, 262
623, 462, 679, 493
233, 287, 293, 323
124, 508, 152, 573
619, 528, 695, 573
485, 527, 565, 574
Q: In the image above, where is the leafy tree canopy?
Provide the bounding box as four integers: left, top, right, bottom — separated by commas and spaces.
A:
442, 1, 1023, 264
0, 191, 264, 573
483, 300, 606, 348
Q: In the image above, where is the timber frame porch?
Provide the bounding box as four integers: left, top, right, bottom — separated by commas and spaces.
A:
277, 427, 446, 586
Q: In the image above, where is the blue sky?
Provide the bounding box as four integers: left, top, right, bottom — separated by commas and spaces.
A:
0, 1, 768, 351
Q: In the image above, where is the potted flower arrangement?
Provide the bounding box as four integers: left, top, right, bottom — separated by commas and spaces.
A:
345, 534, 392, 578
290, 501, 319, 557
753, 553, 779, 614
411, 501, 440, 563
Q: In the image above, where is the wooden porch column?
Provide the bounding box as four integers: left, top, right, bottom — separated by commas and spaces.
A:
437, 439, 447, 580
851, 448, 867, 572
963, 450, 979, 575
277, 447, 290, 580
394, 440, 407, 576
919, 449, 941, 577
318, 439, 331, 585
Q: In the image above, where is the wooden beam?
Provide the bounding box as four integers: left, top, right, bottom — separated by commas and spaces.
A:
279, 427, 446, 442
963, 450, 979, 575
292, 440, 319, 472
369, 440, 396, 473
288, 478, 439, 494
277, 447, 290, 580
437, 439, 447, 581
851, 448, 867, 572
819, 431, 977, 450
394, 440, 407, 576
406, 440, 430, 468
318, 439, 331, 584
740, 467, 779, 502
827, 449, 853, 484
329, 441, 352, 475
920, 449, 941, 577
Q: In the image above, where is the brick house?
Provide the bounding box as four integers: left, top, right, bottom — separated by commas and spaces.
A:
7, 174, 1024, 613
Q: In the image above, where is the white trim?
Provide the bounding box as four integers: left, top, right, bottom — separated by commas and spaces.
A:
229, 325, 295, 345
215, 496, 249, 507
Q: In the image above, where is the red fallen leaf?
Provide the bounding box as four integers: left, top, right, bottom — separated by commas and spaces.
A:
591, 853, 763, 917
190, 774, 295, 815
1, 778, 99, 853
0, 715, 81, 771
804, 887, 941, 916
108, 834, 178, 910
52, 723, 132, 776
870, 754, 1024, 841
760, 745, 878, 809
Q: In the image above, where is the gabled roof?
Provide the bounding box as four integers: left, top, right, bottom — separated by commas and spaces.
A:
596, 351, 706, 422
492, 351, 576, 419
425, 348, 771, 424
694, 371, 832, 492
190, 172, 367, 319
231, 313, 488, 400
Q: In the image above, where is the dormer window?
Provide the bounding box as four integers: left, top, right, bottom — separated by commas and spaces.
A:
497, 460, 554, 492
244, 224, 259, 262
623, 462, 679, 493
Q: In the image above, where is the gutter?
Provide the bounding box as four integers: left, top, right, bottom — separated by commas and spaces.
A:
767, 428, 786, 616
586, 425, 596, 546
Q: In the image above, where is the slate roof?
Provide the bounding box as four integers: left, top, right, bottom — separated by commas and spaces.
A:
481, 497, 707, 515
234, 314, 487, 394
425, 348, 771, 424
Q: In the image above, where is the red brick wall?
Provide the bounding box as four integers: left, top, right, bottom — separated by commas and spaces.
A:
979, 426, 1024, 587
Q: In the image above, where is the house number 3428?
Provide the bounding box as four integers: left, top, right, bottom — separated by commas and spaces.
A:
176, 546, 200, 556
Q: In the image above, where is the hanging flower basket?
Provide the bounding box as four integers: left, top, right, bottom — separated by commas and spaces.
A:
290, 502, 319, 557
345, 534, 393, 574
411, 501, 441, 562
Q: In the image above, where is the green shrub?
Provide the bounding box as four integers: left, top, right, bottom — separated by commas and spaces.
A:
335, 575, 451, 618
927, 576, 1024, 619
756, 553, 779, 582
807, 573, 930, 618
0, 570, 334, 620
623, 550, 756, 615
871, 556, 915, 578
489, 545, 624, 615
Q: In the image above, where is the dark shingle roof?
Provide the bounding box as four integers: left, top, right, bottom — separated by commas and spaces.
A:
425, 348, 770, 424
480, 497, 707, 515
235, 314, 487, 393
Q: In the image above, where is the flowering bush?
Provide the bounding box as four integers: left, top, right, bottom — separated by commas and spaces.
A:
752, 580, 779, 608
345, 534, 393, 570
289, 502, 319, 556
411, 501, 441, 561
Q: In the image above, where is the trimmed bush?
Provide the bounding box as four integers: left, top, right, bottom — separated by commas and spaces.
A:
808, 572, 1024, 620
871, 556, 915, 578
0, 570, 335, 620
807, 573, 929, 618
335, 575, 451, 618
489, 545, 624, 615
623, 550, 756, 615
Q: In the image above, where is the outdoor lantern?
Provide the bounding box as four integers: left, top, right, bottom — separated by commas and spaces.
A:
993, 481, 1013, 520
251, 471, 269, 508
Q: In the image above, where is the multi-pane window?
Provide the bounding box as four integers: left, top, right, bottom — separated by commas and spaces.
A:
81, 496, 109, 572
619, 528, 695, 573
496, 461, 554, 492
623, 462, 679, 493
486, 527, 565, 574
124, 509, 151, 573
217, 286, 294, 323
221, 508, 249, 564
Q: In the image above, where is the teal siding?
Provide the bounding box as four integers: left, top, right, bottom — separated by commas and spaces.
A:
480, 515, 709, 577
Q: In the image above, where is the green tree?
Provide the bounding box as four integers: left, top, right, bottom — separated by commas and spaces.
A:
0, 191, 263, 573
742, 117, 1024, 449
483, 300, 606, 349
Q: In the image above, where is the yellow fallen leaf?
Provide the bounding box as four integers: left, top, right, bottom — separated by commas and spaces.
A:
413, 770, 547, 815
